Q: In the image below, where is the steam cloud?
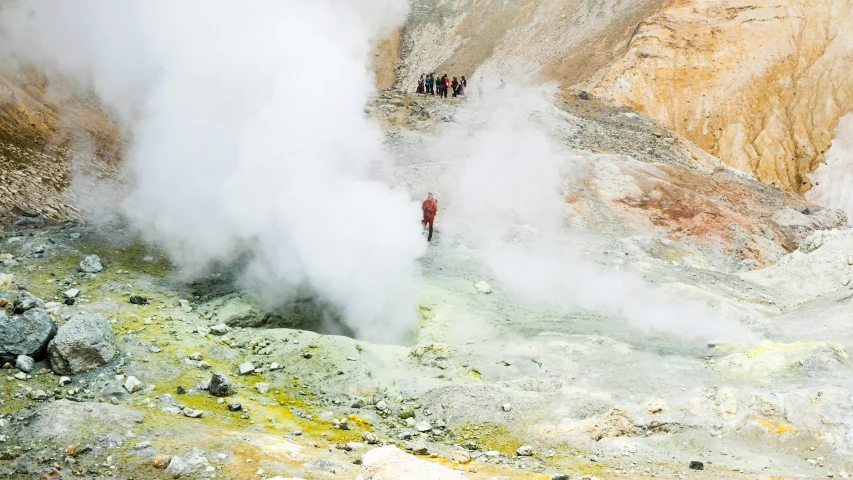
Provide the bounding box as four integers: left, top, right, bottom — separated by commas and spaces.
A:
0, 0, 425, 343
439, 86, 756, 342
807, 112, 853, 221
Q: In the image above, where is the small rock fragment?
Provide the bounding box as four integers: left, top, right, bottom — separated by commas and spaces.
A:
474, 280, 492, 294
516, 445, 533, 456
238, 362, 255, 375
129, 295, 149, 305
362, 431, 378, 444
63, 288, 80, 300
689, 461, 704, 470
416, 421, 432, 432
255, 382, 269, 394
209, 324, 231, 335
452, 449, 471, 464
59, 376, 71, 386
208, 373, 235, 397
15, 355, 35, 373
79, 255, 103, 273
124, 376, 142, 393
183, 408, 204, 418
154, 455, 172, 469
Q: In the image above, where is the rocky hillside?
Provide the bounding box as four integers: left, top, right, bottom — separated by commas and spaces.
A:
0, 69, 119, 221
383, 0, 853, 196
392, 0, 669, 87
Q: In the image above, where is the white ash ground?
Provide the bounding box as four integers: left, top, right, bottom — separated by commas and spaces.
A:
0, 93, 851, 479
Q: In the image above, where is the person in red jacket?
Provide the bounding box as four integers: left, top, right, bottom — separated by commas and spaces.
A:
421, 193, 438, 242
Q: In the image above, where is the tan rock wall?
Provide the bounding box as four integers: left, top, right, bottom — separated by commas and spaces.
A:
594, 0, 853, 193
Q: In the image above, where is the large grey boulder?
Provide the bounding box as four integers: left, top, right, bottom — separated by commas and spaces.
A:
0, 309, 57, 362
48, 313, 117, 375
79, 255, 103, 273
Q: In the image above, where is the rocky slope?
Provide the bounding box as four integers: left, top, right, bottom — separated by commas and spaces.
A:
391, 0, 668, 88
0, 69, 120, 221
381, 0, 853, 198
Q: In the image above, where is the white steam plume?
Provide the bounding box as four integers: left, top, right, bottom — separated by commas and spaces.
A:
807, 112, 853, 221
0, 1, 426, 343
439, 86, 756, 343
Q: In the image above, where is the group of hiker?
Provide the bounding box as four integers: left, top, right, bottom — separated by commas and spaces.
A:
417, 73, 467, 98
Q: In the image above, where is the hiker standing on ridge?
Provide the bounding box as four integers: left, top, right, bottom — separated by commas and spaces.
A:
416, 74, 425, 94
451, 77, 459, 97
425, 74, 433, 95
422, 192, 438, 242
460, 76, 467, 95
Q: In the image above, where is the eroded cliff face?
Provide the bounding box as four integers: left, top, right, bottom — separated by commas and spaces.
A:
594, 0, 853, 194
394, 0, 668, 89
0, 68, 119, 220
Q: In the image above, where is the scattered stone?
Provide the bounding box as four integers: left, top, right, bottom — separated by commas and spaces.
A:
411, 443, 429, 456
187, 352, 203, 361
474, 280, 492, 294
269, 362, 280, 370
154, 455, 172, 469
29, 389, 49, 400
551, 476, 570, 480
516, 445, 533, 456
209, 324, 231, 335
164, 448, 210, 478
362, 431, 378, 444
124, 376, 142, 393
62, 288, 80, 300
208, 373, 235, 397
0, 309, 57, 362
399, 407, 415, 419
129, 295, 149, 305
59, 376, 71, 386
255, 382, 270, 394
302, 352, 312, 359
238, 362, 255, 375
176, 386, 186, 395
451, 449, 471, 464
65, 445, 77, 457
79, 255, 103, 273
375, 400, 388, 410
47, 313, 117, 375
416, 421, 432, 432
198, 361, 211, 370
13, 371, 27, 380
502, 403, 513, 412
228, 402, 243, 412
15, 355, 35, 373
183, 408, 204, 418
689, 461, 704, 470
